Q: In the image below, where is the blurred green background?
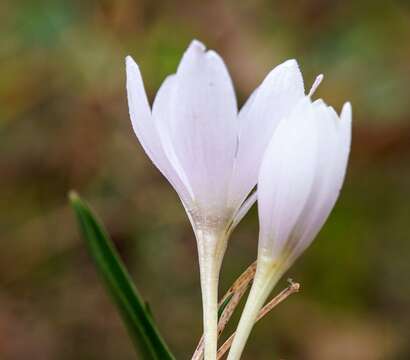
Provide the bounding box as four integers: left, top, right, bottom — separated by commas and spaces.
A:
1, 0, 410, 359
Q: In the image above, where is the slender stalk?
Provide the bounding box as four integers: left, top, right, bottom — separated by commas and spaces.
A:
226, 255, 283, 360
217, 280, 300, 359
192, 262, 256, 360
196, 229, 228, 360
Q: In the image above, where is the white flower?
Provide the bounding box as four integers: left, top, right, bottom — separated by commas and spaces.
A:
227, 97, 352, 360
257, 98, 352, 266
126, 39, 309, 360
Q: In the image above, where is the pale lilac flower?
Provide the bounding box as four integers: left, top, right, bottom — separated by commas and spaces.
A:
227, 97, 352, 360
126, 39, 308, 359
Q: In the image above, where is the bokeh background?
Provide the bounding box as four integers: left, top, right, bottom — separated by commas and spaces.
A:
1, 0, 410, 359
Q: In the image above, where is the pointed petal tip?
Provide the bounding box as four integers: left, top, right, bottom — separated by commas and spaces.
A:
188, 39, 206, 52
125, 55, 134, 64
125, 55, 139, 72
205, 49, 219, 60
262, 58, 304, 89
341, 102, 352, 121
179, 40, 207, 69
342, 101, 352, 112
281, 58, 299, 68
262, 58, 302, 87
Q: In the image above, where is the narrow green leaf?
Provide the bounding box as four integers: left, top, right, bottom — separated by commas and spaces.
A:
69, 191, 175, 360
145, 302, 155, 320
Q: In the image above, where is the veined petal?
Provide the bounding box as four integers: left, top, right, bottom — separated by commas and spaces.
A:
286, 100, 352, 262
286, 100, 341, 259
126, 56, 155, 159
167, 40, 238, 212
126, 56, 192, 205
229, 59, 305, 209
152, 75, 195, 205
257, 98, 319, 258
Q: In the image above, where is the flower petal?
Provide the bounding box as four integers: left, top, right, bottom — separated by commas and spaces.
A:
340, 102, 352, 157
152, 74, 195, 204
167, 40, 238, 211
126, 56, 192, 205
288, 100, 352, 261
229, 59, 305, 210
126, 56, 155, 159
257, 98, 318, 258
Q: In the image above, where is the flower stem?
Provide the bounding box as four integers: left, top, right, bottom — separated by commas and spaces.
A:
191, 262, 256, 360
196, 229, 228, 360
217, 280, 300, 359
226, 255, 282, 360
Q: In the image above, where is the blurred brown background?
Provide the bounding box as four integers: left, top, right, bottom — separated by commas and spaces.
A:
1, 0, 410, 359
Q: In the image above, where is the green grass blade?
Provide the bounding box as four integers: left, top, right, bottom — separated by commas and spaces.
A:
69, 191, 175, 360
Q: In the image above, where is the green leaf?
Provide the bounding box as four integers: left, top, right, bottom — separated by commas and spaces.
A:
145, 301, 155, 320
69, 191, 175, 360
